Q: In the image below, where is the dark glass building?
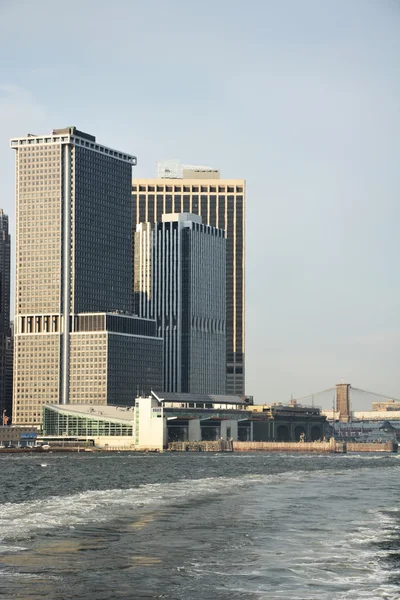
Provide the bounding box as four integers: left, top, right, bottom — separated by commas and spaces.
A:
0, 210, 11, 422
134, 213, 226, 394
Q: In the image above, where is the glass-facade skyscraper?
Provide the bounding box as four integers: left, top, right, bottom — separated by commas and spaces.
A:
134, 213, 226, 394
0, 210, 11, 421
132, 161, 245, 395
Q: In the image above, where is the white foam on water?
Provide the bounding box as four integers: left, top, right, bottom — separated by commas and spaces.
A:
0, 571, 60, 580
320, 506, 400, 599
0, 466, 347, 560
0, 474, 263, 545
0, 545, 28, 554
1, 464, 398, 546
1, 461, 400, 599
186, 468, 400, 600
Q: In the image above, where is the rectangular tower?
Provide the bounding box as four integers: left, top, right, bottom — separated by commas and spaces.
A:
0, 210, 11, 421
11, 127, 138, 425
132, 161, 245, 395
336, 383, 351, 423
134, 213, 226, 394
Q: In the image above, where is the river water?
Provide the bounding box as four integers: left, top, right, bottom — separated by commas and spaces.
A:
1, 452, 399, 599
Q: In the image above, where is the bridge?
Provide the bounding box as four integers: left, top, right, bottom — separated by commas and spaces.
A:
294, 383, 400, 422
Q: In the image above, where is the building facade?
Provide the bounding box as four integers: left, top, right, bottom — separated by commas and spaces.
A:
371, 400, 400, 412
132, 161, 245, 395
0, 211, 11, 420
42, 391, 251, 451
134, 213, 226, 394
10, 127, 155, 426
43, 404, 136, 449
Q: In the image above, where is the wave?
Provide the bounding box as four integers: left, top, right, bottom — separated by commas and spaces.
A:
0, 472, 294, 546
1, 463, 400, 551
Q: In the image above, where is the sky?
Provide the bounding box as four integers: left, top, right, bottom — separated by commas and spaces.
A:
0, 0, 399, 410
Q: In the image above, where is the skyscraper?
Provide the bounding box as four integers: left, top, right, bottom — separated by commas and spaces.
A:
0, 210, 11, 420
132, 161, 245, 395
134, 213, 226, 394
11, 127, 163, 425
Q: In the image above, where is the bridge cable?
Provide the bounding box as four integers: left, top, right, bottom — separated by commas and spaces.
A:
351, 387, 400, 403
294, 387, 336, 402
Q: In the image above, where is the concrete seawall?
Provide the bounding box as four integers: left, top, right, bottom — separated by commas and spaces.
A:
168, 440, 234, 452
346, 441, 397, 453
233, 440, 346, 453
232, 440, 397, 453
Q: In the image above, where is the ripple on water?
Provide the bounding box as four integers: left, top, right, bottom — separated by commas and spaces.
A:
1, 453, 400, 599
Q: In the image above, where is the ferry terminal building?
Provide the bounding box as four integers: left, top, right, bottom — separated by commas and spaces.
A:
42, 392, 327, 450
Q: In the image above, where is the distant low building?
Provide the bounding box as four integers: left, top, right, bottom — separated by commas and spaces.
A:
372, 400, 400, 412
0, 426, 37, 447
323, 410, 400, 422
250, 403, 327, 442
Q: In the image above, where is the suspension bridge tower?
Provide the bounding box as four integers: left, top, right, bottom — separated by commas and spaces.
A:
336, 383, 351, 422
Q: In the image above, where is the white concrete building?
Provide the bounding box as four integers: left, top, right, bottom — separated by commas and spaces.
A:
43, 391, 253, 450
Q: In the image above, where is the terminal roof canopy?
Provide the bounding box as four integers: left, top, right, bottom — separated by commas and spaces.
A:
152, 391, 248, 406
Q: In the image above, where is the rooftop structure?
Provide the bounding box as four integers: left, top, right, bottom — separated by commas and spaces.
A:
156, 159, 219, 179
44, 402, 136, 423
152, 391, 248, 409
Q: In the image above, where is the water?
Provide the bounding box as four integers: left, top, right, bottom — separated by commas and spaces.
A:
1, 452, 400, 599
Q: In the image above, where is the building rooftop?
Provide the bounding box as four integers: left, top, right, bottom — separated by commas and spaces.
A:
152, 391, 248, 406
156, 159, 219, 179
353, 411, 400, 421
44, 404, 135, 423
162, 213, 202, 224
10, 127, 136, 165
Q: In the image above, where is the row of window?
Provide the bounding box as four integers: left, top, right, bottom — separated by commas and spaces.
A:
133, 185, 243, 193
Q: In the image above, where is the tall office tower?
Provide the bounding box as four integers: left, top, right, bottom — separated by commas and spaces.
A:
134, 213, 226, 394
10, 127, 163, 426
132, 160, 246, 395
0, 210, 11, 419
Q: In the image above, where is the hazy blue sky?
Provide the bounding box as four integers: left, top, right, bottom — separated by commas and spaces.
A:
1, 0, 399, 409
